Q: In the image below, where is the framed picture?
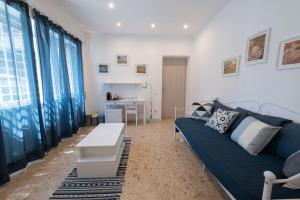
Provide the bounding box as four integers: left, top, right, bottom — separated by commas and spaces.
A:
116, 55, 128, 65
222, 56, 240, 77
98, 64, 109, 73
246, 28, 271, 65
136, 64, 147, 75
277, 35, 300, 70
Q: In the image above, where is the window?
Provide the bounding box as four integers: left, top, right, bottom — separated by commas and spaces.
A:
0, 2, 31, 108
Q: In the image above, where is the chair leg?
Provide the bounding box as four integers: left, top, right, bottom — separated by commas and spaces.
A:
135, 113, 137, 126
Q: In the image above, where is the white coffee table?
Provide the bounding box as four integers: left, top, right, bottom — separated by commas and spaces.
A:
76, 123, 125, 177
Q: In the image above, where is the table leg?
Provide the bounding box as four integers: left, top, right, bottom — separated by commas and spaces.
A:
104, 103, 107, 123
143, 103, 146, 125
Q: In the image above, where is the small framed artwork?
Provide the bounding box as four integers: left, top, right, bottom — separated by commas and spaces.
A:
222, 56, 240, 77
116, 55, 128, 65
98, 64, 109, 74
277, 36, 300, 70
246, 28, 271, 65
136, 64, 147, 75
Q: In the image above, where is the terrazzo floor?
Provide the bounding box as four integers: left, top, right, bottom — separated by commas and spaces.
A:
0, 119, 227, 200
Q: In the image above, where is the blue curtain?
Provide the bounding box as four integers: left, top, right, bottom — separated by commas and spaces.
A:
0, 0, 44, 184
0, 1, 85, 187
64, 35, 85, 131
75, 40, 85, 126
0, 120, 9, 185
34, 10, 74, 150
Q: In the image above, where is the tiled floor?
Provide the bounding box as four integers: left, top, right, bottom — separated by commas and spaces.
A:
0, 119, 227, 200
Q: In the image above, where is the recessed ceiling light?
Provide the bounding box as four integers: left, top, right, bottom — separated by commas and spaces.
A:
183, 24, 189, 29
109, 2, 114, 9
151, 23, 156, 28
116, 22, 121, 27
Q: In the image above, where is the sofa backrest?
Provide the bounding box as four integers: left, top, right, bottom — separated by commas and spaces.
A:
236, 107, 292, 127
210, 99, 300, 158
273, 123, 300, 159
259, 102, 300, 123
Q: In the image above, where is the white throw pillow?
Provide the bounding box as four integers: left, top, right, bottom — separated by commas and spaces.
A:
205, 108, 239, 134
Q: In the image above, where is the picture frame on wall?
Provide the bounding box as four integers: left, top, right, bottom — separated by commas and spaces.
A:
222, 56, 240, 77
98, 64, 109, 74
136, 64, 147, 75
116, 55, 128, 65
246, 28, 271, 65
277, 35, 300, 70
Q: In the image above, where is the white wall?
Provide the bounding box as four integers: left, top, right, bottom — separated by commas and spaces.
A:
85, 34, 192, 119
188, 0, 300, 112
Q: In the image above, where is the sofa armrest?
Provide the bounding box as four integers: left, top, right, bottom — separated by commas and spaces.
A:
262, 171, 300, 200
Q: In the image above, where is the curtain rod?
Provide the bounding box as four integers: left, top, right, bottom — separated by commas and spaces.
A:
20, 0, 84, 42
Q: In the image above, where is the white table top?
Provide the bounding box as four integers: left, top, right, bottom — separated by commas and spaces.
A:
76, 123, 125, 148
106, 99, 145, 103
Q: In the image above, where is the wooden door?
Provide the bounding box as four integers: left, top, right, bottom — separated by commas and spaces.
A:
162, 57, 187, 118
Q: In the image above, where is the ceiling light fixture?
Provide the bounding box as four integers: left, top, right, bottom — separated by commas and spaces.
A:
116, 22, 121, 27
109, 2, 114, 9
183, 24, 189, 29
151, 23, 156, 28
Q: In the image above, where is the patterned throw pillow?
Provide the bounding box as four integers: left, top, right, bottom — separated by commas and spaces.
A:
205, 108, 239, 134
191, 102, 213, 121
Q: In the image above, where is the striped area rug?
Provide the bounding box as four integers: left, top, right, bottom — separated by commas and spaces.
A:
49, 137, 132, 200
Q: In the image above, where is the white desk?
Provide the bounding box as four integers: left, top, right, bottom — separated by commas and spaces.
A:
104, 99, 146, 125
76, 123, 125, 177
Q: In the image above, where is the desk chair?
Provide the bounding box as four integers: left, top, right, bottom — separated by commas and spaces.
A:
124, 98, 138, 126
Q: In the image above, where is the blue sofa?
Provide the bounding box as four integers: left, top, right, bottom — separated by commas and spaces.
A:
175, 104, 300, 200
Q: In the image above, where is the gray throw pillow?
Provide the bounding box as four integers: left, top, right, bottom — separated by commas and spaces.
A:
283, 150, 300, 178
283, 153, 300, 189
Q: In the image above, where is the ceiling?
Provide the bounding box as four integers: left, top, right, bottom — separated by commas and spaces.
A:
54, 0, 230, 36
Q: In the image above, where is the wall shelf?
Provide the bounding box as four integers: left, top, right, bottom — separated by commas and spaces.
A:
102, 81, 143, 85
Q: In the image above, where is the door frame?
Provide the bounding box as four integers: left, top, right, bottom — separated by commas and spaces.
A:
161, 55, 190, 119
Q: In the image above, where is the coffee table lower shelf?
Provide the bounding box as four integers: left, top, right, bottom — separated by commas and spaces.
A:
77, 142, 125, 178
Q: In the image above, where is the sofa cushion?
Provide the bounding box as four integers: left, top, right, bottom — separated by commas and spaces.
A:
236, 107, 292, 127
211, 99, 248, 132
274, 123, 300, 159
231, 116, 281, 155
211, 99, 234, 113
175, 117, 300, 200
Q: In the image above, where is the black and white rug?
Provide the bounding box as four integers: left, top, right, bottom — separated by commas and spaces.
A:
49, 137, 132, 200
